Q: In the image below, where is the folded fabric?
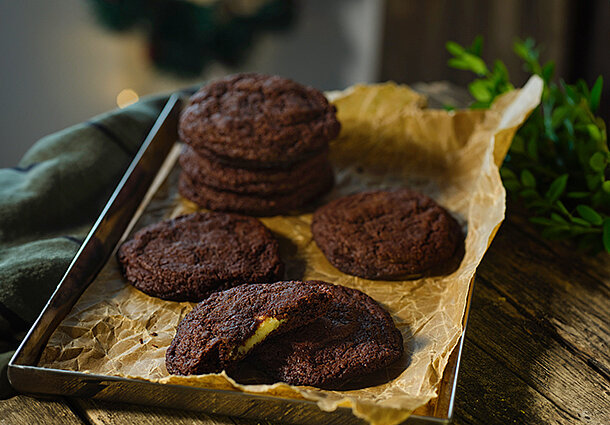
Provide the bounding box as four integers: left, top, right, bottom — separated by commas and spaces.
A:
0, 95, 170, 398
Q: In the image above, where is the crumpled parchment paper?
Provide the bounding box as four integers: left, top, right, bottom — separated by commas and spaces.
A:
38, 77, 543, 425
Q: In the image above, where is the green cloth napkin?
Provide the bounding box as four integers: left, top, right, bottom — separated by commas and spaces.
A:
0, 95, 171, 398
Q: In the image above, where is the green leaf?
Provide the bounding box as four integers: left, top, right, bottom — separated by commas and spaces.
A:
469, 35, 483, 56
566, 191, 591, 199
590, 76, 603, 113
513, 41, 529, 61
576, 204, 603, 225
586, 174, 603, 191
521, 169, 536, 188
570, 217, 592, 227
510, 134, 525, 153
563, 117, 574, 137
494, 61, 510, 84
471, 101, 491, 109
603, 218, 610, 252
603, 181, 610, 194
526, 137, 539, 161
587, 124, 602, 142
589, 152, 607, 172
576, 79, 590, 99
555, 200, 571, 217
541, 62, 555, 83
551, 106, 570, 129
448, 58, 470, 71
526, 199, 551, 211
563, 81, 578, 104
519, 188, 539, 199
500, 167, 518, 180
551, 213, 567, 224
462, 53, 488, 76
443, 104, 456, 112
503, 179, 521, 193
514, 37, 541, 74
468, 80, 492, 102
446, 41, 465, 56
545, 174, 568, 203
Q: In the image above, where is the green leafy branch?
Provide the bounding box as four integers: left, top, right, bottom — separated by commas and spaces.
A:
447, 37, 610, 253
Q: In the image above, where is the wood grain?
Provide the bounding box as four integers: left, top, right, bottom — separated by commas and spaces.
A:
506, 209, 610, 285
463, 278, 608, 423
454, 338, 576, 425
74, 398, 281, 425
0, 395, 84, 425
478, 219, 610, 380
453, 214, 610, 425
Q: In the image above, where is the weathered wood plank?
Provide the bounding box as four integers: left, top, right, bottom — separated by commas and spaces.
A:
0, 395, 84, 425
476, 219, 610, 380
454, 337, 575, 425
74, 398, 280, 425
465, 277, 610, 424
505, 208, 610, 286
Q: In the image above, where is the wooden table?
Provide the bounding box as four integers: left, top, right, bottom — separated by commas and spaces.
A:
2, 206, 608, 425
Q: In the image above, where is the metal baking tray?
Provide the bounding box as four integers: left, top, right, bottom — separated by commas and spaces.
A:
8, 94, 474, 424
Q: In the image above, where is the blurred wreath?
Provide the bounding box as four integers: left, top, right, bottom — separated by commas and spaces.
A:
89, 0, 294, 77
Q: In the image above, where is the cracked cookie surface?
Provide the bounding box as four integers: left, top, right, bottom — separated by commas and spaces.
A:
250, 283, 404, 388
178, 73, 341, 167
165, 281, 333, 375
117, 211, 284, 302
311, 189, 463, 279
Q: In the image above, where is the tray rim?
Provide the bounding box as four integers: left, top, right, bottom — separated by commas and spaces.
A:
8, 93, 475, 425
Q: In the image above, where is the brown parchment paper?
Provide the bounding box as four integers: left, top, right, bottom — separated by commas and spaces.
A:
38, 76, 543, 425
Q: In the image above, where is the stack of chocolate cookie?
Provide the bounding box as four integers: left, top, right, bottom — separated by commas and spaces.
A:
178, 73, 341, 216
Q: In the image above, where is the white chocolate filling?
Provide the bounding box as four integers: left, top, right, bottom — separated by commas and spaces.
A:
235, 317, 284, 357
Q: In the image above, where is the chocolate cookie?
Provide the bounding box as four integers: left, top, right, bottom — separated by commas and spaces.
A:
178, 163, 334, 216
250, 283, 404, 388
312, 189, 463, 279
165, 281, 333, 375
117, 211, 284, 302
179, 145, 331, 195
178, 73, 341, 167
